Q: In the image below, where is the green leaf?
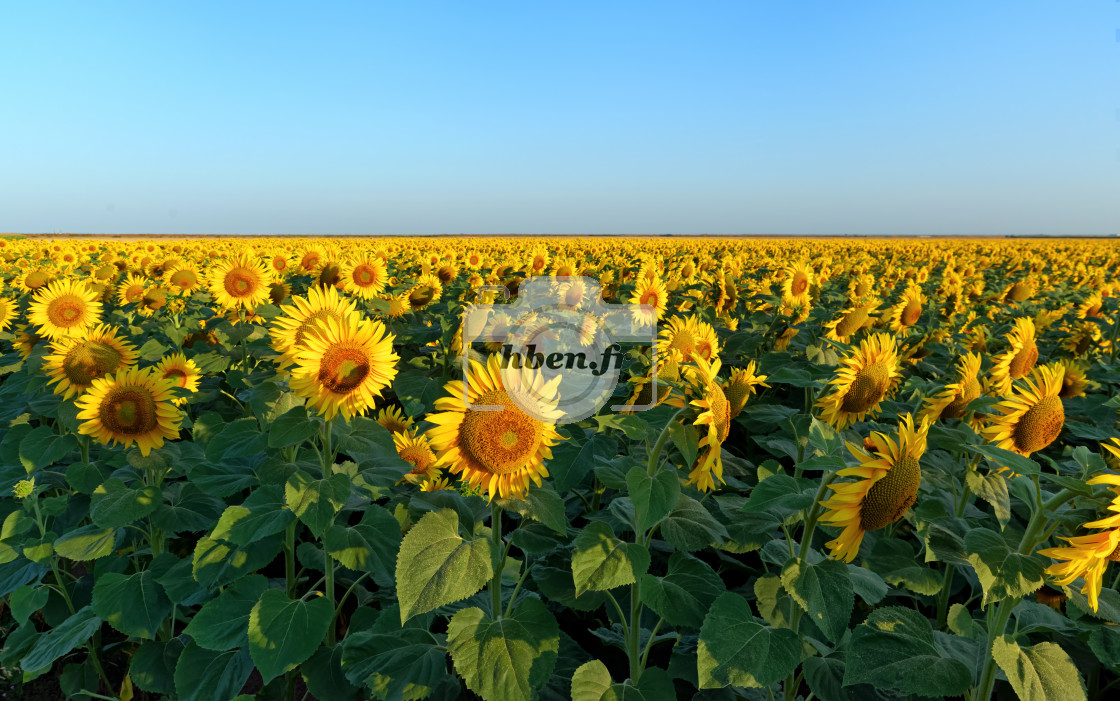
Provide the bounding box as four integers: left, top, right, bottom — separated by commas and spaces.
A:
129, 638, 185, 695
845, 607, 971, 697
991, 636, 1087, 701
659, 496, 727, 551
182, 575, 268, 651
781, 557, 853, 643
738, 473, 815, 516
965, 528, 1045, 606
571, 659, 613, 701
340, 610, 447, 701
808, 417, 843, 456
497, 485, 569, 534
395, 508, 493, 623
626, 466, 680, 534
211, 485, 293, 547
1067, 585, 1120, 624
697, 591, 801, 688
90, 478, 161, 528
53, 525, 117, 561
594, 414, 648, 440
868, 539, 942, 596
248, 589, 333, 683
602, 666, 676, 701
301, 644, 360, 701
325, 505, 402, 587
192, 534, 283, 589
947, 604, 981, 639
92, 570, 172, 639
205, 417, 268, 462
966, 469, 1010, 527
19, 427, 77, 472
847, 564, 887, 605
20, 605, 102, 672
572, 521, 651, 596
9, 585, 50, 625
668, 421, 699, 467
551, 433, 617, 492
640, 552, 725, 629
753, 575, 792, 628
268, 405, 320, 449
447, 598, 560, 701
285, 470, 351, 538
173, 642, 255, 701
966, 444, 1040, 476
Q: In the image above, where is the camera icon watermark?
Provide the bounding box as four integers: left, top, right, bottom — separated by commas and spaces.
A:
462, 276, 658, 424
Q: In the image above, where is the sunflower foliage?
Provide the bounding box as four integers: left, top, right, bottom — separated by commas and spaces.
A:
0, 237, 1118, 701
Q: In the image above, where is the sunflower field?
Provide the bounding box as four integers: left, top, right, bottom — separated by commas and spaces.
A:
2, 235, 1120, 701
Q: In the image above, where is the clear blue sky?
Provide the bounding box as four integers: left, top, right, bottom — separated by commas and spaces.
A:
1, 1, 1116, 236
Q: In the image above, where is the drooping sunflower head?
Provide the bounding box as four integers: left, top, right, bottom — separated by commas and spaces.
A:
164, 266, 202, 294
824, 303, 877, 342
889, 284, 924, 333
685, 354, 732, 491
0, 296, 17, 333
425, 354, 565, 500
982, 363, 1065, 457
75, 366, 182, 457
28, 279, 103, 339
289, 313, 400, 422
989, 317, 1039, 396
208, 253, 273, 311
43, 324, 138, 399
374, 405, 415, 434
817, 333, 901, 429
818, 414, 930, 562
1054, 359, 1090, 399
920, 352, 983, 423
723, 361, 769, 419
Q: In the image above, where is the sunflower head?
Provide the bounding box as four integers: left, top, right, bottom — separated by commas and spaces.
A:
982, 364, 1065, 457
28, 279, 103, 339
75, 366, 182, 456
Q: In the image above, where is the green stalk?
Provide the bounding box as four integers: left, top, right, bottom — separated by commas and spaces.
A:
647, 408, 686, 476
936, 565, 956, 630
285, 521, 297, 598
489, 502, 504, 619
628, 581, 643, 683
324, 551, 335, 645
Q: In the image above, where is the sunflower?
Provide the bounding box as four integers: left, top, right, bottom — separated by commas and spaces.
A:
1103, 439, 1120, 469
656, 315, 719, 364
1038, 472, 1120, 612
395, 430, 439, 483
887, 285, 924, 333
781, 262, 813, 306
425, 354, 564, 500
823, 303, 877, 343
269, 285, 358, 370
1055, 359, 1090, 399
340, 256, 389, 299
1077, 294, 1104, 320
153, 352, 202, 405
208, 253, 273, 311
28, 279, 103, 339
982, 363, 1064, 457
43, 325, 138, 399
116, 273, 148, 306
75, 366, 182, 457
14, 325, 43, 360
989, 317, 1039, 396
164, 265, 202, 294
0, 296, 17, 333
818, 414, 930, 563
686, 354, 732, 491
19, 270, 53, 293
724, 361, 769, 419
407, 276, 443, 311
289, 313, 399, 421
919, 352, 982, 423
1063, 321, 1100, 357
629, 275, 668, 325
374, 405, 414, 434
817, 333, 901, 429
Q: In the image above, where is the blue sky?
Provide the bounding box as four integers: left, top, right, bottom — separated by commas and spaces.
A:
1, 2, 1116, 235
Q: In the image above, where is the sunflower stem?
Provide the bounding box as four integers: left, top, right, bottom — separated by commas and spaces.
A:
974, 597, 1017, 701
490, 502, 504, 619
324, 551, 336, 645
628, 579, 643, 683
79, 434, 90, 465
936, 564, 956, 630
285, 521, 297, 598
647, 408, 686, 477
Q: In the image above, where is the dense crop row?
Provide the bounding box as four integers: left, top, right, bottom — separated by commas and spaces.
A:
1, 235, 1118, 700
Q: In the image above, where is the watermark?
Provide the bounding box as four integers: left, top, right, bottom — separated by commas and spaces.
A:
462, 276, 658, 423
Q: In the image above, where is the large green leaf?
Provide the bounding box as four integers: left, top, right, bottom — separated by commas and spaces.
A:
325, 505, 402, 587
53, 524, 117, 561
602, 666, 676, 701
340, 611, 447, 701
19, 426, 77, 471
285, 470, 351, 538
90, 478, 161, 528
447, 598, 560, 701
965, 528, 1045, 606
640, 552, 725, 629
497, 485, 569, 534
192, 534, 283, 589
91, 569, 172, 639
268, 405, 320, 449
966, 444, 1039, 476
182, 574, 268, 651
9, 584, 50, 625
737, 473, 815, 516
845, 607, 971, 697
395, 508, 493, 622
550, 432, 617, 493
571, 659, 613, 701
572, 521, 651, 596
173, 642, 255, 701
20, 605, 102, 672
129, 638, 185, 695
991, 636, 1087, 701
697, 592, 801, 688
205, 417, 268, 462
626, 466, 680, 533
301, 644, 361, 701
658, 496, 728, 551
781, 556, 853, 643
248, 588, 333, 683
211, 485, 294, 547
